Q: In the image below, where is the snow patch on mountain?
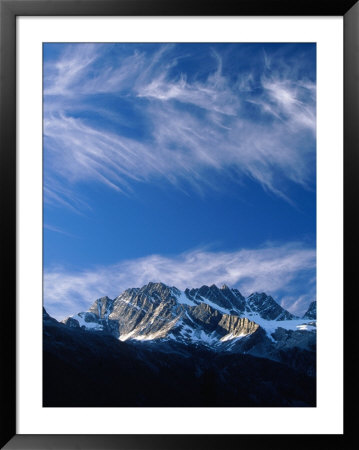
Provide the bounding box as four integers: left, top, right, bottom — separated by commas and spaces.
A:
220, 332, 246, 342
244, 311, 316, 337
197, 295, 233, 315
172, 288, 197, 307
71, 313, 103, 331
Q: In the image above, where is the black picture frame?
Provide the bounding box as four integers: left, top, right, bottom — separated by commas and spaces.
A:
1, 1, 357, 448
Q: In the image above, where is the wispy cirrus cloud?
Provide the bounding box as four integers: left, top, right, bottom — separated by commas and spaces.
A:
137, 50, 240, 116
44, 242, 315, 320
43, 44, 316, 210
44, 44, 102, 95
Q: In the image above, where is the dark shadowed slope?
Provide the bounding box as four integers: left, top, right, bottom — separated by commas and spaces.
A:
44, 310, 316, 407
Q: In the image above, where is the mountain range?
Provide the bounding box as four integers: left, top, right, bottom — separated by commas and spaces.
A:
43, 282, 316, 407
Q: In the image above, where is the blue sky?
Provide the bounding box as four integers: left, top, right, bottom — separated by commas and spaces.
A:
43, 43, 316, 320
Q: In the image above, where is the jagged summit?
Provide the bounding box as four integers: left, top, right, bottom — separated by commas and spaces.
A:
245, 292, 297, 321
303, 301, 316, 320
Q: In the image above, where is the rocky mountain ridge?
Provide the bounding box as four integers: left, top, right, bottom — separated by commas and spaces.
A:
59, 282, 316, 374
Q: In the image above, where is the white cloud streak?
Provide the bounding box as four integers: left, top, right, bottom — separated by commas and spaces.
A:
44, 44, 316, 209
44, 243, 316, 320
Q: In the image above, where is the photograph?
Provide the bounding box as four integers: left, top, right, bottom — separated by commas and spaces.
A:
42, 42, 317, 408
2, 0, 356, 446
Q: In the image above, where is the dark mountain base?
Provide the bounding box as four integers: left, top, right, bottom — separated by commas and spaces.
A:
43, 320, 316, 407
